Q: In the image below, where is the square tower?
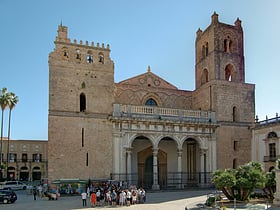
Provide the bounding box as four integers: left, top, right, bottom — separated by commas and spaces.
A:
48, 25, 115, 182
193, 13, 255, 169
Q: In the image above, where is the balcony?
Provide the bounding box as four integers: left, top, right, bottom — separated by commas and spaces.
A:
112, 104, 216, 124
263, 155, 280, 162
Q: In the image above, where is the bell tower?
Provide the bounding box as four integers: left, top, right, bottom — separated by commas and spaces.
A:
195, 12, 244, 89
192, 13, 255, 170
48, 24, 114, 182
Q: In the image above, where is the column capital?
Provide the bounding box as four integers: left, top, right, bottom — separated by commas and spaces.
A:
153, 148, 159, 156
177, 148, 183, 156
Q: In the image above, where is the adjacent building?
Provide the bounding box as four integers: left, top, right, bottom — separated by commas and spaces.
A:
252, 114, 280, 172
0, 138, 47, 181
48, 12, 256, 190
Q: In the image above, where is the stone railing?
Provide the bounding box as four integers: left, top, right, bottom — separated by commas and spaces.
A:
112, 104, 216, 124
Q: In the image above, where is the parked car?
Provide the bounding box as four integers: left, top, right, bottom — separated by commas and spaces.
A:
0, 181, 27, 190
0, 190, 17, 204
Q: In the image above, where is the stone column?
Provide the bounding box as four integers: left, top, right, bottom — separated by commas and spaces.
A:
126, 149, 132, 185
177, 148, 183, 189
200, 149, 206, 185
152, 148, 160, 190
113, 132, 122, 174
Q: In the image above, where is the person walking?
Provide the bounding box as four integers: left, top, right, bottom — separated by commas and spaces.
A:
81, 191, 87, 207
90, 191, 96, 207
33, 186, 37, 200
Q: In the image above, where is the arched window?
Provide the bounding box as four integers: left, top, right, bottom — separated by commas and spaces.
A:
201, 68, 208, 85
145, 98, 157, 106
98, 53, 104, 64
225, 64, 235, 81
87, 51, 93, 63
224, 37, 232, 53
80, 93, 86, 112
62, 47, 69, 59
268, 131, 277, 138
76, 49, 81, 60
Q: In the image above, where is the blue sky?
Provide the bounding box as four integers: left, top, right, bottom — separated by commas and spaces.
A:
0, 0, 279, 140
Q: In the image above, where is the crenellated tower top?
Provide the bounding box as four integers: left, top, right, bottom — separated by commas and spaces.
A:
50, 24, 112, 66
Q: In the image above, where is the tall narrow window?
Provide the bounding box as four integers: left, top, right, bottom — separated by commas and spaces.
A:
233, 106, 237, 122
233, 158, 237, 169
202, 45, 205, 59
201, 68, 208, 85
80, 93, 86, 112
86, 152, 88, 166
269, 143, 276, 158
234, 140, 238, 150
82, 128, 84, 147
98, 53, 104, 64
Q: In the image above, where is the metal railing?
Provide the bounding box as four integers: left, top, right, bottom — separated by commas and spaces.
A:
263, 155, 280, 162
110, 172, 213, 190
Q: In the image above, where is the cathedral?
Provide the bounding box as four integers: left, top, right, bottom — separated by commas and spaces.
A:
48, 12, 255, 190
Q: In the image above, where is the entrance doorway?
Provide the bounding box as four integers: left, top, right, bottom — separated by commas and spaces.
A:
137, 147, 167, 189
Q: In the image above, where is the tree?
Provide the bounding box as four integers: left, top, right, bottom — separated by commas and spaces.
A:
0, 87, 9, 179
6, 92, 19, 179
263, 170, 276, 199
212, 162, 266, 201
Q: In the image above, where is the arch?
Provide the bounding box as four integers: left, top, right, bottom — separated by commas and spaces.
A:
201, 68, 209, 85
20, 166, 28, 171
80, 93, 86, 112
268, 131, 277, 138
62, 47, 69, 59
87, 50, 93, 63
225, 64, 236, 81
76, 49, 81, 61
33, 166, 41, 170
142, 93, 161, 107
98, 52, 104, 64
145, 98, 157, 106
129, 134, 154, 148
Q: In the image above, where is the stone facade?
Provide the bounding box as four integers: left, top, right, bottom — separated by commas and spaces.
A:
48, 13, 255, 189
0, 138, 47, 181
252, 115, 280, 172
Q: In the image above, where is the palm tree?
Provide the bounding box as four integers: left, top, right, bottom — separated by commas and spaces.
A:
0, 87, 9, 179
6, 92, 19, 180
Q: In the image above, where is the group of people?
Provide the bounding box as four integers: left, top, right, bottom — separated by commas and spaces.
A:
81, 182, 146, 207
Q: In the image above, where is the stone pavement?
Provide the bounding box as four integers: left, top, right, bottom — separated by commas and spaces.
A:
0, 189, 277, 210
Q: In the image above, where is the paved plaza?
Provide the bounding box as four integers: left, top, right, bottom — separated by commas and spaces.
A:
0, 189, 277, 210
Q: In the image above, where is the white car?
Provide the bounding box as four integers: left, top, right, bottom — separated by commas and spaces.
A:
0, 181, 27, 190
